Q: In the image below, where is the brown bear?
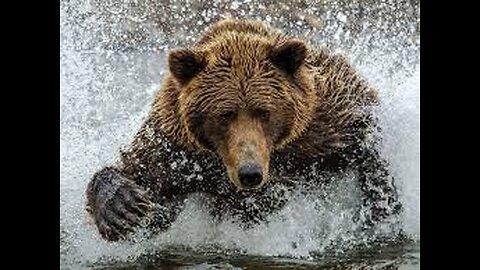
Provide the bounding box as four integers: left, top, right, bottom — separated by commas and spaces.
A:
86, 19, 402, 241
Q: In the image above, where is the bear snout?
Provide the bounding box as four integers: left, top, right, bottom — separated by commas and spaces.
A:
238, 162, 263, 189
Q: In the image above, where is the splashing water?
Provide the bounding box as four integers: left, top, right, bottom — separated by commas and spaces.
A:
60, 0, 419, 269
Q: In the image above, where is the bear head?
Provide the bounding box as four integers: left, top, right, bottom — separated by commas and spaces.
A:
164, 33, 317, 190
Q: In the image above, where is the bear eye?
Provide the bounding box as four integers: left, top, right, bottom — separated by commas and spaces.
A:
253, 109, 270, 122
219, 111, 237, 122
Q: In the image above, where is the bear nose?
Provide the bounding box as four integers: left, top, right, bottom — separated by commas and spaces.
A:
238, 163, 263, 189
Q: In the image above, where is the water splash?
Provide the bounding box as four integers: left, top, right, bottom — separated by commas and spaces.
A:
60, 0, 419, 268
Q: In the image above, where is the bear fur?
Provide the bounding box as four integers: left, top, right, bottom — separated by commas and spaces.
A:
86, 19, 402, 241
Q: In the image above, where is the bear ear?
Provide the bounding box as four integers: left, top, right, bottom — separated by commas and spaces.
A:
269, 39, 307, 75
168, 48, 206, 85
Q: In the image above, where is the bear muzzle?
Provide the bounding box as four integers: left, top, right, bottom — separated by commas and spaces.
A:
222, 113, 271, 191
223, 142, 270, 191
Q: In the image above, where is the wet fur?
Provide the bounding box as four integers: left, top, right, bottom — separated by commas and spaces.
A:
86, 19, 402, 241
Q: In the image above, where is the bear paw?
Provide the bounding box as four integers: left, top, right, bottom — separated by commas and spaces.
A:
92, 179, 154, 241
